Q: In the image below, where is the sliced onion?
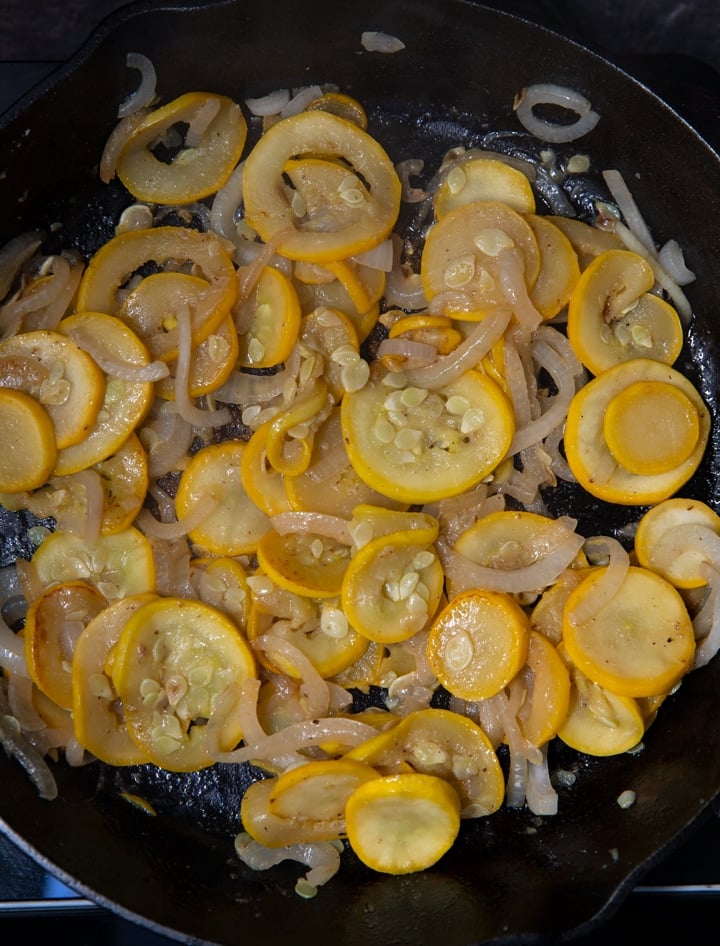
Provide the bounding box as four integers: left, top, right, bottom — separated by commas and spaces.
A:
209, 716, 378, 765
646, 523, 720, 593
216, 344, 301, 405
25, 253, 84, 332
377, 336, 438, 369
209, 161, 259, 266
566, 535, 630, 627
173, 305, 231, 427
0, 704, 57, 800
270, 511, 353, 545
137, 491, 219, 541
361, 31, 406, 53
1, 254, 72, 338
146, 534, 194, 598
185, 97, 221, 147
508, 335, 578, 455
525, 744, 559, 816
281, 85, 324, 118
7, 673, 44, 730
99, 108, 151, 183
498, 248, 543, 331
351, 238, 394, 271
143, 402, 195, 478
245, 89, 290, 117
501, 444, 555, 508
72, 468, 104, 546
543, 422, 576, 483
403, 306, 511, 389
693, 572, 720, 669
502, 329, 534, 428
602, 169, 656, 255
514, 83, 600, 144
69, 320, 169, 381
395, 158, 427, 203
0, 231, 44, 302
0, 614, 28, 676
233, 677, 267, 744
439, 516, 584, 595
117, 52, 157, 118
235, 834, 341, 892
383, 234, 428, 310
254, 634, 330, 720
612, 221, 693, 323
658, 239, 696, 286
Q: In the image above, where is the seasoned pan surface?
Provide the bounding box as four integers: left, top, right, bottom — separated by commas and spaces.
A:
2, 2, 720, 943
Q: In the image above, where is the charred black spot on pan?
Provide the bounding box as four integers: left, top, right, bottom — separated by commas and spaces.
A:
0, 506, 54, 568
97, 759, 255, 836
40, 177, 135, 260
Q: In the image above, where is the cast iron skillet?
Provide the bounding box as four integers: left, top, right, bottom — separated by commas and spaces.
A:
2, 1, 720, 943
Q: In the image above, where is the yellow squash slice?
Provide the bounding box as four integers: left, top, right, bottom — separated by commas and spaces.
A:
434, 157, 535, 218
111, 596, 257, 771
421, 199, 541, 316
634, 497, 720, 590
248, 584, 368, 680
190, 556, 252, 631
345, 772, 461, 874
0, 330, 105, 449
115, 91, 248, 204
175, 440, 271, 555
72, 592, 157, 765
30, 526, 156, 600
240, 776, 345, 848
0, 387, 57, 492
242, 110, 401, 263
240, 419, 293, 517
24, 579, 108, 709
285, 408, 404, 518
346, 707, 505, 817
513, 631, 571, 746
567, 249, 683, 374
564, 357, 710, 505
257, 528, 352, 599
236, 264, 301, 368
341, 530, 444, 643
557, 666, 645, 757
76, 226, 237, 337
563, 564, 695, 698
427, 589, 530, 701
526, 213, 581, 320
267, 758, 379, 821
55, 312, 155, 474
341, 365, 514, 505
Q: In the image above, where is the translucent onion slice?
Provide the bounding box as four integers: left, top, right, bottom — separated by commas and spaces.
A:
173, 306, 231, 427
270, 511, 353, 545
514, 83, 600, 144
0, 682, 57, 800
438, 516, 584, 595
525, 744, 559, 816
208, 716, 378, 765
253, 633, 330, 719
508, 335, 578, 455
117, 52, 157, 118
403, 306, 511, 389
0, 614, 28, 677
0, 232, 44, 303
565, 535, 630, 627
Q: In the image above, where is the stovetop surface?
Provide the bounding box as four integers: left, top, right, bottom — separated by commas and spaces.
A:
2, 2, 720, 944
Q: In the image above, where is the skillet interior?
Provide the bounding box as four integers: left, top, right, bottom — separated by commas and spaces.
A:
2, 1, 720, 943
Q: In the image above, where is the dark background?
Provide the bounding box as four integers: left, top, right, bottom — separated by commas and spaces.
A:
1, 0, 720, 69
